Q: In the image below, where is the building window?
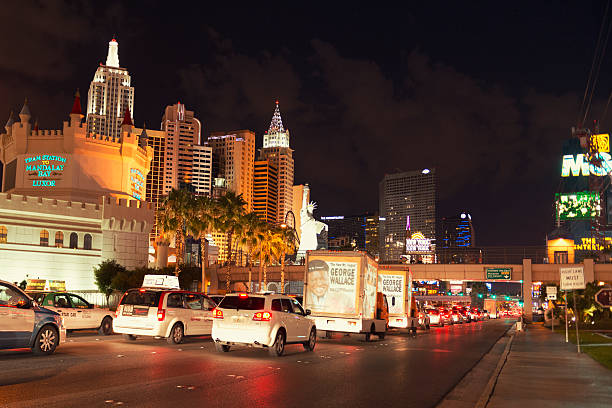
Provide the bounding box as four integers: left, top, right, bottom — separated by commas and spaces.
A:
55, 231, 64, 248
40, 230, 49, 246
84, 234, 92, 250
0, 226, 7, 243
70, 233, 78, 249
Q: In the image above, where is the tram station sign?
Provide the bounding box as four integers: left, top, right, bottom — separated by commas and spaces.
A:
486, 267, 512, 280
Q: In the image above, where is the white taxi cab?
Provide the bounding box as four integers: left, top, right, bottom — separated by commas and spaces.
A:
113, 276, 216, 344
211, 293, 316, 357
28, 292, 114, 335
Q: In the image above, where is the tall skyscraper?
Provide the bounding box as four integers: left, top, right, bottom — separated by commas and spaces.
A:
259, 101, 294, 224
86, 38, 135, 139
320, 213, 370, 250
253, 160, 278, 224
161, 103, 202, 194
365, 213, 380, 258
192, 145, 212, 196
144, 102, 202, 242
205, 130, 255, 211
442, 212, 475, 248
379, 169, 437, 263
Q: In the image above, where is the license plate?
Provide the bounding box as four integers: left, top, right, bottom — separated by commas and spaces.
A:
123, 305, 134, 316
133, 306, 149, 316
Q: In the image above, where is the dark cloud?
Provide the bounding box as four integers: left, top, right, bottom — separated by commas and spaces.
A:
0, 2, 606, 246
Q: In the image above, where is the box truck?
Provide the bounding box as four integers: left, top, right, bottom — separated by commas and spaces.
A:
303, 251, 387, 341
377, 268, 420, 332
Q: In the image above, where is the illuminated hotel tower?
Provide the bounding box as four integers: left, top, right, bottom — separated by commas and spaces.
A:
205, 130, 255, 211
86, 38, 135, 139
160, 103, 202, 194
259, 101, 294, 224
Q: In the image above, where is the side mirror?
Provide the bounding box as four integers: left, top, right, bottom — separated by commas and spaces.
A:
17, 299, 31, 309
305, 309, 311, 316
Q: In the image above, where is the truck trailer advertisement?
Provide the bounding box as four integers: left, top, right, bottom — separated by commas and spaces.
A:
305, 256, 360, 315
379, 273, 405, 315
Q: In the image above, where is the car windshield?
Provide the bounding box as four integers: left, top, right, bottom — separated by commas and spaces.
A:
218, 296, 265, 310
121, 290, 161, 307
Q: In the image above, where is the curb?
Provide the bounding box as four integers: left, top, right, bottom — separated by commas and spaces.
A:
474, 324, 516, 408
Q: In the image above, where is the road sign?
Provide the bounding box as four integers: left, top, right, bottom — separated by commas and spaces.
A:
486, 267, 512, 280
546, 286, 557, 300
595, 288, 612, 307
560, 267, 585, 290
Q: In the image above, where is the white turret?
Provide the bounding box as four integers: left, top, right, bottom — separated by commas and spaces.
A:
106, 38, 120, 67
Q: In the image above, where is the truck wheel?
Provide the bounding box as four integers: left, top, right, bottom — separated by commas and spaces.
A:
32, 325, 59, 355
269, 330, 285, 357
378, 331, 386, 340
98, 316, 113, 335
215, 342, 231, 352
364, 325, 376, 342
303, 328, 317, 351
167, 323, 184, 344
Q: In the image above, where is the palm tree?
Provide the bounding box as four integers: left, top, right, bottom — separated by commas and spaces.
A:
255, 229, 283, 290
187, 195, 215, 293
238, 213, 266, 291
214, 192, 247, 291
156, 188, 194, 275
277, 225, 299, 293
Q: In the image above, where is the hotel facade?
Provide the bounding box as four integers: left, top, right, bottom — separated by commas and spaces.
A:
0, 91, 154, 290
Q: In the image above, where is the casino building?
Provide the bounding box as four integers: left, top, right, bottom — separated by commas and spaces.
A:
0, 94, 154, 290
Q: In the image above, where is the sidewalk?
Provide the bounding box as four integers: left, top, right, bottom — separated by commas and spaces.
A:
487, 324, 612, 408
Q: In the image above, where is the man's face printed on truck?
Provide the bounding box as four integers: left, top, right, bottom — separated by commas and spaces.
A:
308, 260, 330, 298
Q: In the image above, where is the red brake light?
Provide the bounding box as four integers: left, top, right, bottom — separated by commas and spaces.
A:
157, 309, 165, 321
213, 308, 224, 319
239, 293, 249, 298
139, 288, 146, 293
253, 311, 272, 321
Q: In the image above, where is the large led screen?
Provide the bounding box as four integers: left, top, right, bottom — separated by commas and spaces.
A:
556, 192, 601, 220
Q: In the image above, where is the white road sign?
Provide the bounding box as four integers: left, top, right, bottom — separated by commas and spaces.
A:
559, 267, 586, 291
546, 286, 557, 300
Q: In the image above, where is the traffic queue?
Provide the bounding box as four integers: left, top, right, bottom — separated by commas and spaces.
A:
0, 251, 501, 357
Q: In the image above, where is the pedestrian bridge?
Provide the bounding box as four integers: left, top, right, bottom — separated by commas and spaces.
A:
208, 258, 612, 320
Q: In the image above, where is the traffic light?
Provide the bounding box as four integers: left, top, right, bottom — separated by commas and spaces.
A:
477, 293, 483, 298
491, 295, 497, 299
505, 296, 510, 301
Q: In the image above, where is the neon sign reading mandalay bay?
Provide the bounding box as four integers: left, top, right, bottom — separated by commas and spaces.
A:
24, 155, 67, 187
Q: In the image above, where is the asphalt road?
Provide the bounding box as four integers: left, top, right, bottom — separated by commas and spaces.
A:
0, 319, 514, 408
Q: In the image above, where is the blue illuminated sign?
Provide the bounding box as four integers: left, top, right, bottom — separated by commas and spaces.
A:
24, 155, 67, 187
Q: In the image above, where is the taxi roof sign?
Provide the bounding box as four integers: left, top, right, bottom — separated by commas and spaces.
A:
25, 279, 66, 292
142, 275, 180, 289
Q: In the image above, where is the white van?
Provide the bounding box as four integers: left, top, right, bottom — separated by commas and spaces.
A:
113, 288, 216, 344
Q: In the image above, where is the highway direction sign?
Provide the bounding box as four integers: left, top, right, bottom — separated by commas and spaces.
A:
595, 288, 612, 307
560, 267, 585, 290
486, 267, 511, 280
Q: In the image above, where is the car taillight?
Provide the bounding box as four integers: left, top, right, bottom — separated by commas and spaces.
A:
213, 308, 224, 319
252, 311, 272, 321
157, 309, 165, 321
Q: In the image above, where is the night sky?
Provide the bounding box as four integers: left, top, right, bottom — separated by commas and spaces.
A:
1, 1, 611, 246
